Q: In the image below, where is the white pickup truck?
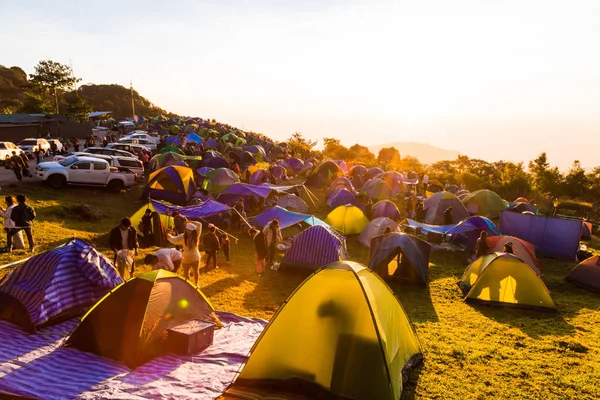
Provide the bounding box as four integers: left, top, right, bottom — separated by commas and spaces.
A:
34, 156, 136, 192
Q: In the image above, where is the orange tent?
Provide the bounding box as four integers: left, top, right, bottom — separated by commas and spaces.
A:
487, 235, 540, 274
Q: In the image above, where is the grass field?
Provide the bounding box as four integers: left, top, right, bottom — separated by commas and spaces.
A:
0, 182, 599, 399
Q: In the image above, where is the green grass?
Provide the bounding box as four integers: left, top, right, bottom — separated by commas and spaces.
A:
1, 183, 599, 399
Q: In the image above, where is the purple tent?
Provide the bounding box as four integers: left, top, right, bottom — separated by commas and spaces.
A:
280, 225, 347, 271
216, 183, 275, 206
334, 160, 348, 174
349, 165, 367, 178
287, 158, 304, 173
250, 169, 267, 185
373, 200, 401, 220
326, 188, 356, 209
368, 167, 384, 179
499, 211, 582, 259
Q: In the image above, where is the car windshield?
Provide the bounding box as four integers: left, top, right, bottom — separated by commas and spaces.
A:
58, 157, 78, 166
20, 140, 37, 145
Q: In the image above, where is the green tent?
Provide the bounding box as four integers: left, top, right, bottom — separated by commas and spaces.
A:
462, 190, 508, 219
159, 145, 185, 155
64, 270, 221, 368
223, 261, 422, 400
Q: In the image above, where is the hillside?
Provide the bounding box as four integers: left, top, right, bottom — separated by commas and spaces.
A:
369, 141, 461, 164
78, 84, 172, 119
0, 64, 173, 118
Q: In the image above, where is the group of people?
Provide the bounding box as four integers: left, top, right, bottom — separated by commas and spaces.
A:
0, 195, 36, 253
109, 211, 233, 285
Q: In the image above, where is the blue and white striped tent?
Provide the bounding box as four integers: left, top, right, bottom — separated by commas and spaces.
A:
280, 225, 347, 272
0, 239, 123, 332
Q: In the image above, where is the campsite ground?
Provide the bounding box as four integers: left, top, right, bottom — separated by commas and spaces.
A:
0, 182, 599, 399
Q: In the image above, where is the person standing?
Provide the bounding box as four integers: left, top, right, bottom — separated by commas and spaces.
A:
263, 219, 282, 267
444, 206, 454, 225
109, 217, 139, 277
249, 227, 267, 278
144, 248, 183, 272
5, 195, 36, 253
475, 231, 490, 259
415, 201, 425, 223
139, 150, 149, 171
219, 232, 231, 263
140, 208, 154, 247
0, 196, 24, 250
203, 224, 220, 270
167, 221, 202, 286
9, 151, 24, 182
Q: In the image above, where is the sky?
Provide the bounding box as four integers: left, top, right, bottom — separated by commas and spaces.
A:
2, 0, 600, 170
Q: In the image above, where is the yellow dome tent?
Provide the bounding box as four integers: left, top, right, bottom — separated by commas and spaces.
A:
130, 203, 171, 232
459, 253, 555, 311
325, 205, 369, 235
222, 261, 422, 400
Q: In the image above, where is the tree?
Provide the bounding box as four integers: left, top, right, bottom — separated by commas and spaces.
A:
563, 160, 589, 199
288, 131, 316, 156
29, 60, 80, 113
348, 144, 375, 162
377, 147, 400, 165
62, 92, 93, 122
528, 152, 563, 197
323, 137, 349, 160
17, 91, 54, 114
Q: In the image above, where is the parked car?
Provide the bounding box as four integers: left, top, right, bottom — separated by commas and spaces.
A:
117, 138, 157, 151
0, 142, 25, 162
121, 131, 160, 144
55, 152, 144, 180
35, 156, 136, 192
46, 139, 64, 153
106, 143, 149, 155
18, 138, 51, 157
83, 147, 136, 158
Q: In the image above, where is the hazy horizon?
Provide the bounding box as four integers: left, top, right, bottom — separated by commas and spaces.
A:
2, 0, 600, 170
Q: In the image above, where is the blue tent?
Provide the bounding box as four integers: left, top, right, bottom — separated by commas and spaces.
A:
280, 225, 347, 272
165, 136, 182, 146
405, 216, 501, 249
0, 239, 123, 332
368, 233, 431, 284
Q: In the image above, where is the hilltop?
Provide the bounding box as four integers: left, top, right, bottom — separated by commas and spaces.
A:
0, 64, 172, 119
369, 141, 460, 164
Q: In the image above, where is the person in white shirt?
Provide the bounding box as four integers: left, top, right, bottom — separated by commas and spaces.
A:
144, 248, 183, 272
167, 221, 202, 286
0, 196, 24, 250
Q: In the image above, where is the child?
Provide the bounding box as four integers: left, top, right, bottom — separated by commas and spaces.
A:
203, 224, 221, 270
219, 232, 231, 263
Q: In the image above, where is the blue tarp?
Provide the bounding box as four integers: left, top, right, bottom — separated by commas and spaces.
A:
187, 132, 203, 144
499, 211, 582, 259
251, 206, 329, 230
151, 199, 230, 219
406, 216, 501, 249
216, 183, 275, 206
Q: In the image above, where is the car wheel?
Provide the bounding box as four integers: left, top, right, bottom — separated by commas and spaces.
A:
107, 180, 124, 193
48, 174, 66, 188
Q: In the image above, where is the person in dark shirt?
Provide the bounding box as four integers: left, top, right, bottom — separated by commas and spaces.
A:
415, 201, 425, 223
9, 152, 24, 182
203, 224, 221, 270
444, 206, 454, 225
219, 232, 231, 263
140, 209, 153, 247
108, 217, 139, 277
5, 194, 36, 253
475, 231, 490, 259
249, 227, 267, 278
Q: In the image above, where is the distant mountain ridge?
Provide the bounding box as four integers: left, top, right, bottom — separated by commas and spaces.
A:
369, 141, 461, 164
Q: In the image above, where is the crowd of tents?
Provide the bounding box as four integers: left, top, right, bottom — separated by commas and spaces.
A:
0, 117, 598, 399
